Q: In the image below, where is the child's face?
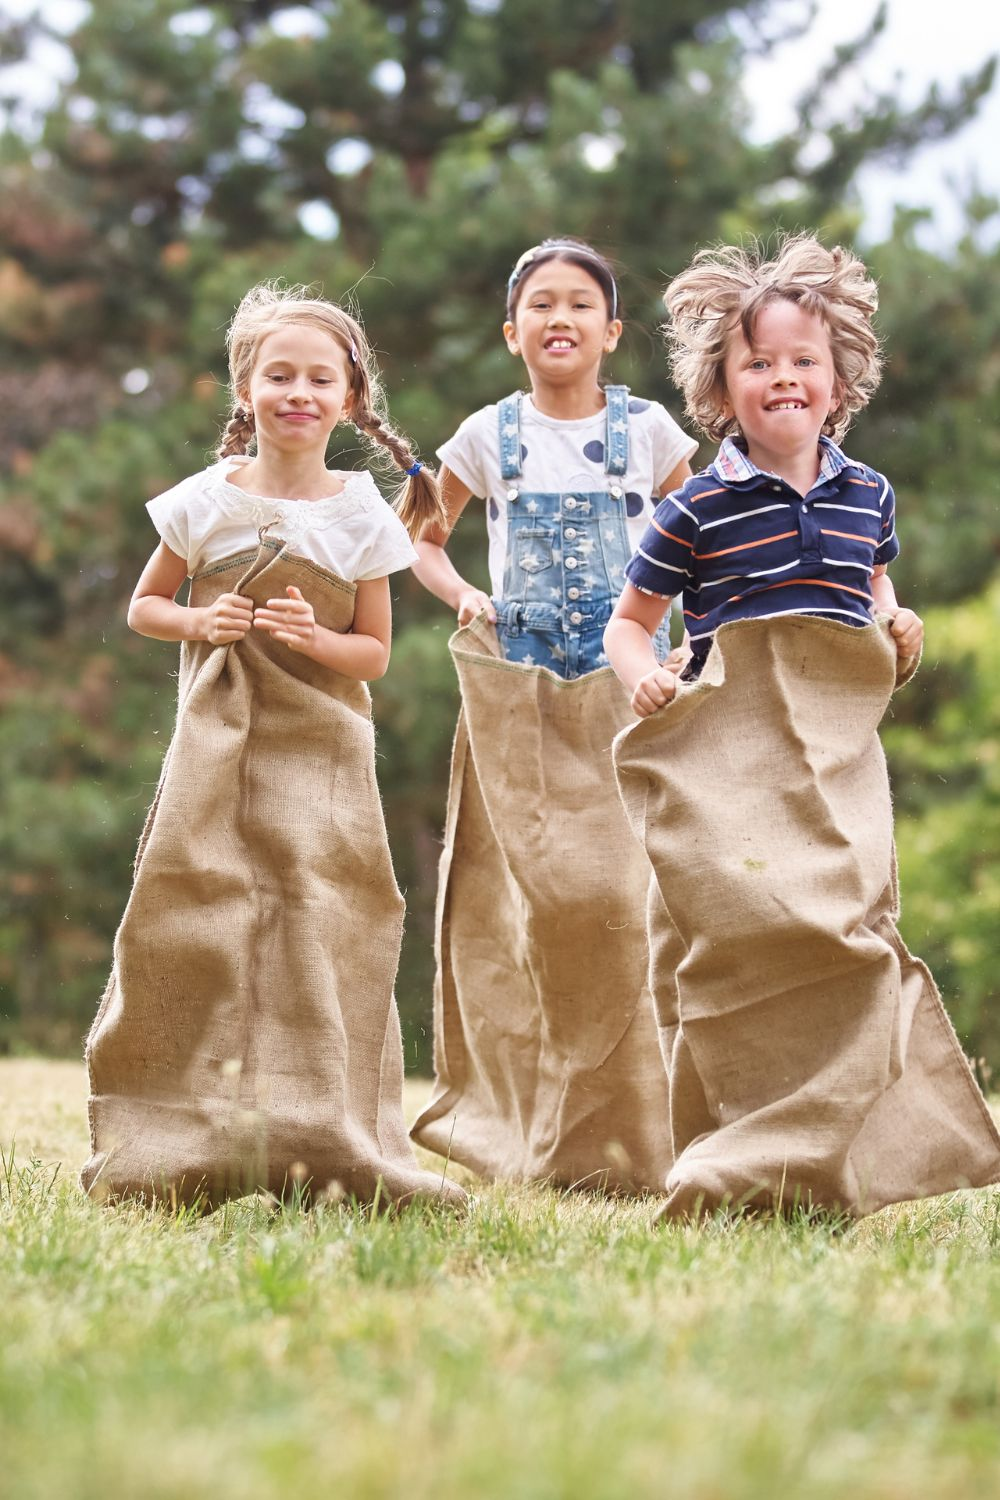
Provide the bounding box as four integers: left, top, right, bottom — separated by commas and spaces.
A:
242, 324, 354, 457
721, 299, 840, 468
503, 259, 621, 387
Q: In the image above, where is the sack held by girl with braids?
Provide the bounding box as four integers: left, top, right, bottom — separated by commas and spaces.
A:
81, 282, 465, 1212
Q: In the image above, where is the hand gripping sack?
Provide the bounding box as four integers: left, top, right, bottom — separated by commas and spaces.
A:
410, 613, 673, 1191
82, 538, 465, 1210
613, 615, 1000, 1219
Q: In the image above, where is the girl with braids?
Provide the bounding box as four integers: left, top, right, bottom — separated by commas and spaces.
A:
144, 282, 444, 667
82, 284, 465, 1212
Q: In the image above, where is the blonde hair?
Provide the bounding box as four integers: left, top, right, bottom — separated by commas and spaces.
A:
217, 282, 445, 539
663, 235, 882, 443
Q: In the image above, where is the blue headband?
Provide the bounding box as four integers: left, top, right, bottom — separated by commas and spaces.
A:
506, 242, 618, 319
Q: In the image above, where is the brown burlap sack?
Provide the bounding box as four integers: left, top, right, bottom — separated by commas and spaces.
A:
613, 614, 1000, 1219
410, 613, 673, 1191
82, 538, 465, 1210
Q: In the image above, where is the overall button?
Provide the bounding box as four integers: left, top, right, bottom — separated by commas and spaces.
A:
507, 487, 519, 502
564, 497, 577, 510
565, 557, 579, 570
564, 526, 577, 539
567, 587, 580, 600
569, 611, 583, 625
610, 486, 623, 499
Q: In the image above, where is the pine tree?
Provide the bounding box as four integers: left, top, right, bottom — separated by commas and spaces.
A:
1, 0, 996, 1057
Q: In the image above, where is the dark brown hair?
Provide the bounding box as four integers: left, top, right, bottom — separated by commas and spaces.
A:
505, 237, 620, 321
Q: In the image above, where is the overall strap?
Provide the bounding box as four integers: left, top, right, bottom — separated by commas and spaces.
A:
604, 385, 629, 477
498, 393, 523, 482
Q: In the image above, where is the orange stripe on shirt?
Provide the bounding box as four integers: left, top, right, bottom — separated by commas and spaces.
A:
688, 486, 727, 503
651, 519, 694, 548
846, 477, 878, 488
820, 528, 874, 544
731, 576, 873, 604
695, 530, 797, 561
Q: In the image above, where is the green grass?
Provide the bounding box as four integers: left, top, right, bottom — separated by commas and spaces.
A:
3, 1061, 1000, 1499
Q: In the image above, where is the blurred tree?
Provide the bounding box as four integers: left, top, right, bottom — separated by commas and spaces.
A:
0, 0, 997, 1063
883, 579, 1000, 1066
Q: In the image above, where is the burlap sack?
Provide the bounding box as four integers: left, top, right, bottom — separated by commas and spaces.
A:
82, 538, 465, 1210
410, 613, 672, 1191
613, 614, 1000, 1219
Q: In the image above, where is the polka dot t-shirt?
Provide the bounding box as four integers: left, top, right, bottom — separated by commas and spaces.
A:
437, 394, 698, 597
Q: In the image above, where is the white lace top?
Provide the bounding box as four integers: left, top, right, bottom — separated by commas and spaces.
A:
146, 459, 419, 582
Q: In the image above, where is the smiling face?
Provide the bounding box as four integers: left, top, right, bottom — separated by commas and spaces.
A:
503, 258, 622, 391
242, 323, 355, 457
721, 298, 840, 474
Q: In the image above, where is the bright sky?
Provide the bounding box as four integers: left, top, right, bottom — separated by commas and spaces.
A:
2, 0, 998, 247
740, 0, 1000, 243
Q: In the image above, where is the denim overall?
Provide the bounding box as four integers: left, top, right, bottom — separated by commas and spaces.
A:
494, 385, 650, 679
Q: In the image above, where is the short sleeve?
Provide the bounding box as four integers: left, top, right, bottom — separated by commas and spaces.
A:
647, 403, 699, 490
873, 473, 899, 567
146, 472, 206, 569
625, 485, 699, 598
437, 407, 494, 499
354, 503, 420, 581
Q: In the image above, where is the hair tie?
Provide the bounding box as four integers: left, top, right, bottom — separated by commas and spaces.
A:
405, 461, 423, 477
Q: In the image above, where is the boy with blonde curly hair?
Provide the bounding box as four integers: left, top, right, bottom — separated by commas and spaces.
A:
605, 234, 922, 711
603, 236, 1000, 1220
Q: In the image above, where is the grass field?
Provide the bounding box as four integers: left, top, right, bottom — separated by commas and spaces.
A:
3, 1059, 1000, 1500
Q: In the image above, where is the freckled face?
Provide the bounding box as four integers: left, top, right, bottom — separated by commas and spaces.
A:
243, 325, 354, 455
722, 299, 840, 469
503, 259, 621, 385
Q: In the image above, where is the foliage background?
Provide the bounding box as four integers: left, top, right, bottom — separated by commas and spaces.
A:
0, 0, 997, 1069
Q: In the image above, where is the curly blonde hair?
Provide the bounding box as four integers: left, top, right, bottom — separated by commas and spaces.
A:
663, 235, 882, 443
216, 282, 445, 539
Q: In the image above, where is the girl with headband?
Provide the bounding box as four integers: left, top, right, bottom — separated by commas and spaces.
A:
410, 238, 697, 1192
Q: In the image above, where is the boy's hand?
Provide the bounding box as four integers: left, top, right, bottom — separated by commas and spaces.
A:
456, 588, 496, 626
203, 592, 254, 644
889, 608, 923, 657
631, 666, 679, 718
253, 585, 317, 651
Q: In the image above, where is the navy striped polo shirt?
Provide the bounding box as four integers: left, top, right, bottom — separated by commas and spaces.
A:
626, 436, 899, 672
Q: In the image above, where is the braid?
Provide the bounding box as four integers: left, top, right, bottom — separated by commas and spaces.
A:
355, 403, 447, 539
216, 406, 255, 459
355, 404, 411, 471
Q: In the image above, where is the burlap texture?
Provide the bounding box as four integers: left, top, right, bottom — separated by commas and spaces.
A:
613, 614, 1000, 1219
410, 613, 672, 1191
82, 538, 465, 1210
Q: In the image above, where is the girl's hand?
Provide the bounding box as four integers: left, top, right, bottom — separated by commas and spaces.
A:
662, 643, 691, 673
631, 666, 679, 718
889, 608, 923, 657
253, 585, 316, 651
204, 592, 254, 644
456, 588, 496, 626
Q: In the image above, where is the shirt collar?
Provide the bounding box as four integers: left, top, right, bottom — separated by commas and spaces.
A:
712, 435, 864, 486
